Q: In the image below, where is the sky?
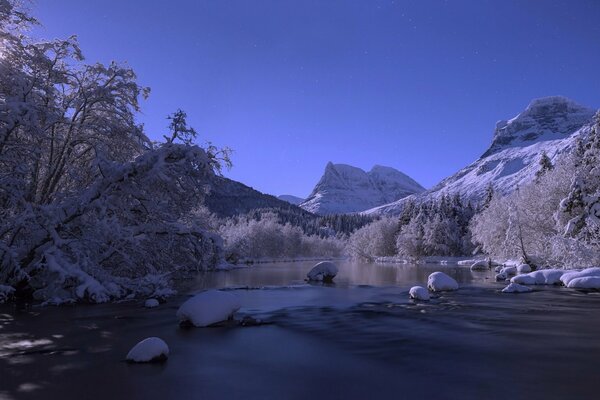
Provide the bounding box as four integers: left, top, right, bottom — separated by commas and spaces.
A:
32, 0, 600, 198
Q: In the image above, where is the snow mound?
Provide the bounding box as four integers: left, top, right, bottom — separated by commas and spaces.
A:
307, 261, 339, 282
500, 266, 517, 276
470, 260, 489, 271
126, 337, 169, 363
409, 286, 430, 300
517, 264, 532, 273
144, 299, 160, 308
511, 269, 564, 285
502, 283, 533, 293
567, 276, 600, 289
427, 272, 458, 292
495, 273, 507, 281
176, 290, 241, 327
560, 267, 600, 287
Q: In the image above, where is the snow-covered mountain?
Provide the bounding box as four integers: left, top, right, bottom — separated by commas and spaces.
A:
300, 163, 425, 215
278, 195, 305, 205
367, 96, 597, 216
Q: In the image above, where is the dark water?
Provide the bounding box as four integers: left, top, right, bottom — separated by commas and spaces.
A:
1, 261, 600, 400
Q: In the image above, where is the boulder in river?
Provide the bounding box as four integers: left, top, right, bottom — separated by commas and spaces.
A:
307, 261, 338, 283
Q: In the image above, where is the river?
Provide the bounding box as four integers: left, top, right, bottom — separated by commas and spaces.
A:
1, 260, 599, 399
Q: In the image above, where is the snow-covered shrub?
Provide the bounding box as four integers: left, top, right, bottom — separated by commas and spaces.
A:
346, 217, 399, 260
219, 212, 343, 261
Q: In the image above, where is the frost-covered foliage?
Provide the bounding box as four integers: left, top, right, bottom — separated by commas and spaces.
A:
471, 115, 600, 267
347, 195, 475, 260
346, 217, 399, 260
396, 196, 475, 259
219, 212, 344, 261
0, 2, 224, 303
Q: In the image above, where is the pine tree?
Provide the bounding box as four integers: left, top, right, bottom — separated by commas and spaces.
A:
535, 151, 553, 181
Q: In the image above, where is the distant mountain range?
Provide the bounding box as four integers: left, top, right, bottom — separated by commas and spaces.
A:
277, 195, 305, 205
205, 96, 597, 219
366, 96, 597, 215
299, 163, 425, 215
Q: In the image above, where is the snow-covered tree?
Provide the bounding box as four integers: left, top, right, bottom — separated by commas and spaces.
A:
346, 217, 399, 260
0, 2, 228, 303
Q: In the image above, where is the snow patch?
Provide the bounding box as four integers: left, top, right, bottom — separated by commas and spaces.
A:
502, 283, 533, 293
511, 269, 564, 285
427, 272, 458, 292
176, 290, 241, 327
126, 337, 169, 363
409, 286, 430, 300
561, 268, 600, 288
307, 261, 338, 282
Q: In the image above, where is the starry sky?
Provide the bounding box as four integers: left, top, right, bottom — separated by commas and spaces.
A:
33, 0, 600, 197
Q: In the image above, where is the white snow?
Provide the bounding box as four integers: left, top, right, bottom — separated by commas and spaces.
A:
300, 163, 424, 215
126, 337, 169, 363
470, 260, 489, 271
307, 261, 339, 282
567, 276, 600, 289
517, 264, 532, 273
409, 286, 430, 300
561, 268, 600, 287
176, 290, 241, 327
502, 283, 533, 293
144, 299, 159, 308
511, 269, 565, 285
500, 266, 517, 276
427, 272, 459, 292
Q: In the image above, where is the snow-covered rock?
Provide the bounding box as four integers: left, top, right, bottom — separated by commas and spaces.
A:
560, 267, 600, 287
126, 337, 169, 363
176, 290, 241, 327
409, 286, 430, 300
470, 260, 489, 271
494, 266, 503, 273
427, 272, 459, 292
500, 266, 517, 276
502, 283, 533, 293
364, 97, 596, 216
495, 273, 507, 281
144, 298, 160, 308
307, 261, 339, 282
567, 276, 600, 289
517, 264, 532, 273
301, 163, 424, 215
511, 269, 564, 285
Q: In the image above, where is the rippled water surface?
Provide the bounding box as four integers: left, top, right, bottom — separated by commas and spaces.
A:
2, 261, 600, 399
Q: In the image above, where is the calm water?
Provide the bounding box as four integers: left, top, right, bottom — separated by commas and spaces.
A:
1, 261, 600, 399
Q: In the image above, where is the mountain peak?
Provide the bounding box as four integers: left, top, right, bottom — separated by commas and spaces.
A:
300, 163, 424, 214
483, 96, 595, 157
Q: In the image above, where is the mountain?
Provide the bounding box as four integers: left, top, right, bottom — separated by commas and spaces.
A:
300, 163, 425, 215
278, 195, 305, 205
366, 96, 597, 216
205, 176, 310, 218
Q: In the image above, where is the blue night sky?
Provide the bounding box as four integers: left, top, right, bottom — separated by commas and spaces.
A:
33, 0, 600, 198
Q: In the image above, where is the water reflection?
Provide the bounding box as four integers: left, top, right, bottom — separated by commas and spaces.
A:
188, 260, 481, 291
